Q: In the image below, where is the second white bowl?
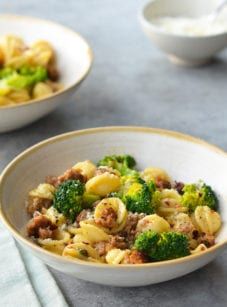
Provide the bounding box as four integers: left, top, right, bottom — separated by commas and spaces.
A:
139, 0, 227, 66
0, 14, 93, 132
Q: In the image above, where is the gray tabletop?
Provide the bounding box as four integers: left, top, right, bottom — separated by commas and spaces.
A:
0, 0, 227, 306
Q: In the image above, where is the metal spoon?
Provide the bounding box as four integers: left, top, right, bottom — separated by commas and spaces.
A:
208, 0, 227, 22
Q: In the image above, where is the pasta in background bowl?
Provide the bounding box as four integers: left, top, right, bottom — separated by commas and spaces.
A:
0, 126, 227, 286
0, 14, 92, 132
0, 35, 62, 105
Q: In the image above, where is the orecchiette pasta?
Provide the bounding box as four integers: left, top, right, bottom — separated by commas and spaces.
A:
106, 249, 129, 265
75, 220, 110, 242
7, 89, 30, 103
157, 189, 187, 217
72, 160, 96, 179
86, 173, 121, 196
192, 206, 221, 235
0, 35, 26, 66
38, 230, 70, 254
0, 35, 61, 106
141, 167, 171, 183
29, 183, 55, 200
26, 154, 222, 264
63, 242, 101, 262
136, 214, 170, 233
94, 198, 127, 233
45, 206, 66, 226
190, 244, 207, 254
30, 40, 54, 67
32, 82, 53, 99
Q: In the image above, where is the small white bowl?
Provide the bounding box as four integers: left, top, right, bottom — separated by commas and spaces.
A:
139, 0, 227, 66
0, 14, 93, 133
0, 127, 227, 287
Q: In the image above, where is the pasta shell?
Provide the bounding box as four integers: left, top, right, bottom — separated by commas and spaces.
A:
94, 198, 128, 233
73, 234, 91, 244
157, 189, 186, 217
78, 221, 109, 242
45, 206, 66, 226
106, 249, 128, 265
85, 173, 120, 196
190, 244, 207, 254
7, 89, 30, 103
63, 242, 101, 262
38, 230, 70, 247
72, 160, 96, 179
0, 35, 26, 65
136, 214, 170, 233
141, 167, 171, 183
192, 206, 221, 235
32, 82, 53, 99
31, 40, 54, 66
29, 183, 55, 200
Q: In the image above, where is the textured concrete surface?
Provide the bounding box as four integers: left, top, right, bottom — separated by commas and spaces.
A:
0, 1, 227, 306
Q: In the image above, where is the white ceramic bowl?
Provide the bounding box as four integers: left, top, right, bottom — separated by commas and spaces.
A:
0, 127, 227, 287
0, 14, 93, 132
139, 0, 227, 66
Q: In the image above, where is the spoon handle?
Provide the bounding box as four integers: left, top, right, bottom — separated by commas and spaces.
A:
213, 0, 227, 19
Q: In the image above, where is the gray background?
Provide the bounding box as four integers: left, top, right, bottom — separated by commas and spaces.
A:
0, 0, 227, 306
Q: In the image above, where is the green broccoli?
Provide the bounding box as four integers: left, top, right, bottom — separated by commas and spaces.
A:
53, 180, 85, 221
181, 182, 218, 212
97, 154, 137, 176
0, 66, 48, 92
7, 66, 48, 89
0, 67, 15, 79
134, 230, 190, 261
122, 176, 157, 214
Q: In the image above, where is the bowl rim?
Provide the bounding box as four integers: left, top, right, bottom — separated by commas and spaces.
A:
0, 13, 93, 110
139, 0, 227, 39
0, 126, 227, 268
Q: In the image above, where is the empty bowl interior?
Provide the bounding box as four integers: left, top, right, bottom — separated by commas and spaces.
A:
1, 128, 227, 244
0, 15, 92, 87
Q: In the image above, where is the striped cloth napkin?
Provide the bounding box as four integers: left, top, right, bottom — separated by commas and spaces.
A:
0, 221, 68, 307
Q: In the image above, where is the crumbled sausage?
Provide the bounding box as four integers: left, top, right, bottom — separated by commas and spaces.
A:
27, 215, 57, 239
46, 168, 87, 187
123, 250, 148, 264
95, 207, 117, 229
198, 233, 215, 247
119, 212, 145, 245
47, 65, 59, 81
173, 181, 185, 195
155, 178, 171, 190
26, 196, 52, 216
109, 235, 128, 249
94, 235, 128, 256
76, 209, 93, 224
94, 241, 109, 256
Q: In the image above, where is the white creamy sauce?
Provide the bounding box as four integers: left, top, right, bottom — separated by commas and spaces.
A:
152, 15, 227, 36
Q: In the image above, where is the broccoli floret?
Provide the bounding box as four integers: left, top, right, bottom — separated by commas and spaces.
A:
53, 180, 85, 221
0, 67, 15, 79
134, 230, 190, 261
122, 176, 157, 214
181, 183, 218, 212
0, 66, 48, 93
7, 66, 48, 89
97, 154, 137, 176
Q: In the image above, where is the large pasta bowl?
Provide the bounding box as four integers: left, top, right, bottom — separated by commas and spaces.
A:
0, 127, 227, 286
0, 14, 93, 132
